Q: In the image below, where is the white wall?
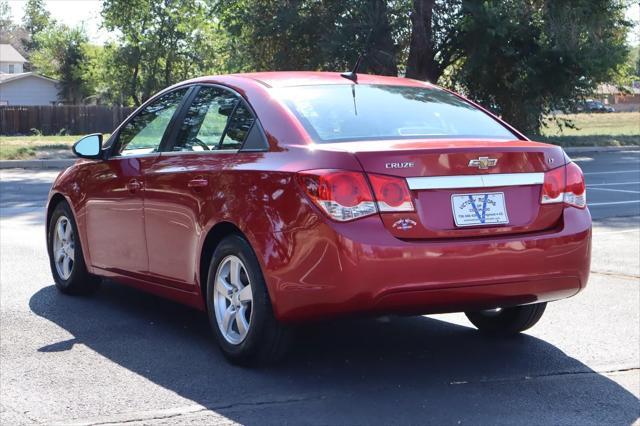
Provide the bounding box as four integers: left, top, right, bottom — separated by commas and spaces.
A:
0, 62, 24, 73
0, 76, 59, 105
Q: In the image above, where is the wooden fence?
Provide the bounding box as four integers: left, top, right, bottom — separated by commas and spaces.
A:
0, 105, 135, 136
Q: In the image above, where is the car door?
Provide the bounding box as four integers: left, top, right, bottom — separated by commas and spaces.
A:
143, 85, 263, 289
83, 87, 190, 276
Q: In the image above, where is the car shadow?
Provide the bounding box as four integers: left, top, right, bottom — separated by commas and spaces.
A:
29, 282, 639, 425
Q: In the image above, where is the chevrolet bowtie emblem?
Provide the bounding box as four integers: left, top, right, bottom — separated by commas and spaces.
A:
468, 157, 498, 169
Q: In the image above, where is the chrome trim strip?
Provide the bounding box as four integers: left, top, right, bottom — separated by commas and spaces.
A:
406, 172, 545, 190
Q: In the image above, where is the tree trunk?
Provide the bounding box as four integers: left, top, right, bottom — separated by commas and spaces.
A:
165, 46, 174, 87
499, 98, 543, 137
130, 55, 141, 106
129, 26, 145, 106
364, 0, 398, 76
406, 0, 441, 82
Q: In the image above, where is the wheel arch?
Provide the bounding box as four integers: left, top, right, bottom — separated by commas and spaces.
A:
198, 221, 247, 303
46, 192, 71, 236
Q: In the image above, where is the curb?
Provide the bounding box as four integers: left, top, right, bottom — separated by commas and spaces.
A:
563, 146, 640, 154
0, 159, 76, 169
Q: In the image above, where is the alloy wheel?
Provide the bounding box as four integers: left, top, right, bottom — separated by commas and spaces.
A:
53, 216, 75, 280
213, 255, 253, 345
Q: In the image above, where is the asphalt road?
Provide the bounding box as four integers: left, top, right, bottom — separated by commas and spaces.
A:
1, 151, 638, 425
574, 150, 640, 219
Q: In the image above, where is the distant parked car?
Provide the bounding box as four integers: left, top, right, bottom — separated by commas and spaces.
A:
46, 72, 591, 365
578, 100, 615, 113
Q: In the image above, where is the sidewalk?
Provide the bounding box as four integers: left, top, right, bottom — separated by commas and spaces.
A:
0, 159, 77, 169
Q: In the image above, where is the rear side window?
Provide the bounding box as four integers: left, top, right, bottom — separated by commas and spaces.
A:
116, 88, 188, 156
274, 85, 516, 143
221, 102, 255, 150
172, 86, 257, 152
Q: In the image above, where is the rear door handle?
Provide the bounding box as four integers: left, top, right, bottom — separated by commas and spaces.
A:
127, 179, 142, 193
188, 178, 208, 188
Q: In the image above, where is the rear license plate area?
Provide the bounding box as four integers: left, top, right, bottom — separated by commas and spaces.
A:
451, 192, 509, 227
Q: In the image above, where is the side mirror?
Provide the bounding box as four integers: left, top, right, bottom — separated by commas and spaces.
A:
72, 134, 103, 159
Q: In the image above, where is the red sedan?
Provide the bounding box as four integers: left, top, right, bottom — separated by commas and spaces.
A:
46, 72, 591, 365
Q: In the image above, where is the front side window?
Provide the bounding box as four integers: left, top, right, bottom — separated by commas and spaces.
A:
173, 86, 256, 152
274, 84, 516, 143
115, 88, 188, 156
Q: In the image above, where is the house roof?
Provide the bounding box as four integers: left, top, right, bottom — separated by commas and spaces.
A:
0, 72, 58, 84
597, 83, 640, 95
0, 44, 27, 63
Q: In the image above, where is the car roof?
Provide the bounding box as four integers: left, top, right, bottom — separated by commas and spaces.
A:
189, 71, 434, 89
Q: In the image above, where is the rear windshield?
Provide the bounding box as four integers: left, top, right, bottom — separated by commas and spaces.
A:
274, 84, 516, 143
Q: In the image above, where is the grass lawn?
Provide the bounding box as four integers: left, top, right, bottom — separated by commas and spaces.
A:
539, 112, 640, 147
0, 112, 638, 160
0, 135, 110, 160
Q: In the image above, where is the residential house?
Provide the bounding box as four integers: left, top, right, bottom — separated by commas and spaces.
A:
595, 83, 640, 112
0, 44, 60, 105
0, 72, 61, 105
0, 43, 26, 74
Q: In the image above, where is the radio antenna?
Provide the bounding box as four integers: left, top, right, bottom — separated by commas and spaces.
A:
340, 54, 364, 83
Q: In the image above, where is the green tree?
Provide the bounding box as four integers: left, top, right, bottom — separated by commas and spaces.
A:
0, 0, 29, 57
0, 0, 15, 45
102, 0, 222, 105
405, 0, 462, 82
215, 0, 465, 78
452, 0, 630, 136
215, 0, 334, 72
324, 0, 408, 75
216, 0, 409, 75
612, 45, 639, 88
81, 43, 107, 103
22, 0, 52, 52
31, 24, 91, 104
95, 0, 634, 130
0, 0, 11, 28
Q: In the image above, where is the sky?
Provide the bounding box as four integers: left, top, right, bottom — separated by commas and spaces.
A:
6, 0, 113, 44
5, 0, 640, 46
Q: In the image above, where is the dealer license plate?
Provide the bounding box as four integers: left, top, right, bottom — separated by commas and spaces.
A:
451, 192, 509, 227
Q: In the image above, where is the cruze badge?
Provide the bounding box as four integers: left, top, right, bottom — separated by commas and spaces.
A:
392, 218, 417, 231
385, 161, 415, 169
468, 157, 498, 169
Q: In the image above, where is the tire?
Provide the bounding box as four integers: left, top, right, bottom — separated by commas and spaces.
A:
206, 234, 291, 366
47, 200, 99, 295
465, 302, 547, 336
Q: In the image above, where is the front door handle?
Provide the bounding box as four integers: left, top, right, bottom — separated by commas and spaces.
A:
127, 179, 142, 193
188, 178, 208, 188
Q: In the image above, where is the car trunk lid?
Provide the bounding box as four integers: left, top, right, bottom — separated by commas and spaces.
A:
316, 139, 567, 239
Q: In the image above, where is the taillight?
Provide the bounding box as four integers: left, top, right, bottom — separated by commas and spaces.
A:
564, 162, 586, 208
368, 173, 415, 212
297, 170, 377, 221
541, 166, 565, 204
541, 162, 586, 208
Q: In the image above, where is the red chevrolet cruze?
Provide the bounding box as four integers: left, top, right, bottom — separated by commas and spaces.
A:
46, 72, 591, 364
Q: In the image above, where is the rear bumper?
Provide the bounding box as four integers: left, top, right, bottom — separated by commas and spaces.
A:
256, 207, 591, 322
373, 276, 581, 316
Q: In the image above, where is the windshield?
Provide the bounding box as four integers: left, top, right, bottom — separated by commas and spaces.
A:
274, 84, 516, 143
